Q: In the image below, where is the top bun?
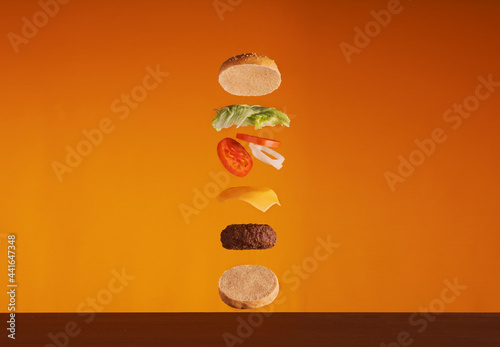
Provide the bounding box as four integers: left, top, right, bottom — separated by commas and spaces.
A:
218, 53, 281, 96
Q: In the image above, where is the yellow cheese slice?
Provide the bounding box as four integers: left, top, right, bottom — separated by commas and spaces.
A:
217, 186, 281, 212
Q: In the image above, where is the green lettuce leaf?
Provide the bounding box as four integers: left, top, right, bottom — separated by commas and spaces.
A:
212, 105, 291, 131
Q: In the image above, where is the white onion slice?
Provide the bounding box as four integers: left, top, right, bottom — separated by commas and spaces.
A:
248, 143, 285, 170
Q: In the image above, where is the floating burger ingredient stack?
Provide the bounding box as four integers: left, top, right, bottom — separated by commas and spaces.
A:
212, 53, 291, 309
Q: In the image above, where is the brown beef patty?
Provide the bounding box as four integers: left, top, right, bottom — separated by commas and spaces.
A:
220, 224, 277, 250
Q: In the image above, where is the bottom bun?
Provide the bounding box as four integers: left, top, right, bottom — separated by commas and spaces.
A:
218, 265, 279, 309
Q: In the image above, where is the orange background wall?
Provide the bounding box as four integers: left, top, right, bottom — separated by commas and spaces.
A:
1, 0, 499, 312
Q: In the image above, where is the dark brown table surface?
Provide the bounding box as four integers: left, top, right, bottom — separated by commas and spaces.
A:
2, 313, 500, 346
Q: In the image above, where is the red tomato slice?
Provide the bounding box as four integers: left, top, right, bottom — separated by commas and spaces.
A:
236, 133, 281, 148
217, 138, 253, 177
